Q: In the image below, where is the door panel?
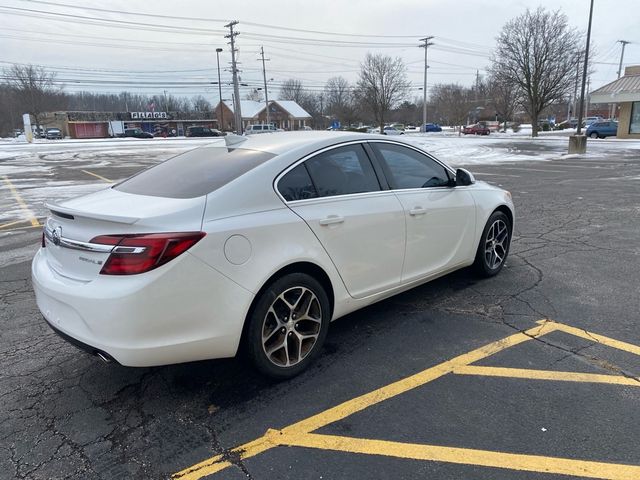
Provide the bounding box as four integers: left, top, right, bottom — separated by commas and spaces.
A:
290, 193, 405, 298
278, 143, 405, 299
369, 141, 477, 282
394, 188, 476, 282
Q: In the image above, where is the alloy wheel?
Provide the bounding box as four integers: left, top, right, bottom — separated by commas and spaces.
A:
484, 219, 509, 270
261, 287, 322, 367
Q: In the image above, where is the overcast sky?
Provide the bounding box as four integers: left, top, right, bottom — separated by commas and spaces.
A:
0, 0, 638, 104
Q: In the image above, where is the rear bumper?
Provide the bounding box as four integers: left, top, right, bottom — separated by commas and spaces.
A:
32, 249, 254, 367
44, 317, 118, 363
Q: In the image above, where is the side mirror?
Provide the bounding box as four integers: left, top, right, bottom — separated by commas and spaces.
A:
455, 168, 475, 186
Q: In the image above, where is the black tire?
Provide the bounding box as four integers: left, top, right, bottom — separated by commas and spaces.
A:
590, 132, 598, 139
245, 273, 330, 379
473, 211, 511, 277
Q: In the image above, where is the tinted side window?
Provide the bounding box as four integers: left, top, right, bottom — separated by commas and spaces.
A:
305, 144, 380, 198
373, 143, 450, 189
278, 164, 318, 201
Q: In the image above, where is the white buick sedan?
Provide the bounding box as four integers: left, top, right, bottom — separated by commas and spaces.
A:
32, 132, 513, 378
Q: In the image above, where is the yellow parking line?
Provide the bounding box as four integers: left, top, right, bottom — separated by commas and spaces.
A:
453, 365, 640, 386
173, 321, 558, 479
547, 320, 640, 356
173, 320, 640, 479
81, 169, 112, 183
0, 223, 44, 232
1, 175, 40, 227
277, 432, 640, 480
0, 219, 30, 230
282, 320, 558, 435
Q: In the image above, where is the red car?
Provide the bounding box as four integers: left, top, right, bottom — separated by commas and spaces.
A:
463, 123, 490, 135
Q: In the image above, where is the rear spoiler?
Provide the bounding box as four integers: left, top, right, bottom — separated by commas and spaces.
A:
45, 202, 140, 225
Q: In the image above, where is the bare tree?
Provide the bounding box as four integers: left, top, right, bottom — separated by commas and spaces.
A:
490, 7, 581, 136
430, 83, 471, 128
0, 84, 21, 136
3, 64, 65, 128
487, 75, 520, 131
191, 95, 212, 112
356, 53, 409, 131
322, 77, 355, 125
278, 79, 305, 103
324, 76, 358, 126
244, 89, 263, 102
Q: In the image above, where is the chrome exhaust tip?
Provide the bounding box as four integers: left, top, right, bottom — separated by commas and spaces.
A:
96, 352, 112, 364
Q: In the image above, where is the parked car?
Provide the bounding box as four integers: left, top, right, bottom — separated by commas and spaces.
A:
33, 132, 514, 378
245, 124, 278, 134
583, 116, 602, 127
586, 121, 618, 139
423, 123, 443, 133
382, 125, 404, 135
123, 128, 153, 139
186, 126, 222, 137
463, 123, 490, 135
45, 128, 63, 140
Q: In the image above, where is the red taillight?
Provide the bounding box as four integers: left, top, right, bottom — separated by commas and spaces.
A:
90, 232, 206, 275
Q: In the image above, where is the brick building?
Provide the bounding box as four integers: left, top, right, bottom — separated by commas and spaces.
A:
214, 100, 311, 132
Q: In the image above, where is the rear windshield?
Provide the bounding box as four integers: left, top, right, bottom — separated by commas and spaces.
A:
114, 147, 275, 198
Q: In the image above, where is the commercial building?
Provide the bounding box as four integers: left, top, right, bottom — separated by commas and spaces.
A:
590, 65, 640, 139
40, 111, 218, 139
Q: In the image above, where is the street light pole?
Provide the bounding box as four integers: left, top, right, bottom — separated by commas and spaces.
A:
215, 48, 224, 130
419, 36, 434, 132
569, 0, 594, 154
576, 0, 594, 137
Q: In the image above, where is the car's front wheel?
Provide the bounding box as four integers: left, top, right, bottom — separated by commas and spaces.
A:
473, 211, 511, 277
590, 132, 599, 138
245, 273, 330, 379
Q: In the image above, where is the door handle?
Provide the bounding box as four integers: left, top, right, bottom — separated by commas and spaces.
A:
319, 215, 345, 226
409, 207, 427, 216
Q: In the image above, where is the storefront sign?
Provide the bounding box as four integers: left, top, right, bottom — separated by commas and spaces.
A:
130, 112, 168, 119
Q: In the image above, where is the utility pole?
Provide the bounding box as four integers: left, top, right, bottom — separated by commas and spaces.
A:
419, 36, 434, 132
215, 48, 224, 130
617, 40, 630, 78
611, 40, 630, 119
163, 90, 168, 111
259, 46, 271, 127
573, 52, 581, 120
225, 20, 243, 134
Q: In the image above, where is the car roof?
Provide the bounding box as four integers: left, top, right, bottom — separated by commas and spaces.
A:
227, 131, 386, 155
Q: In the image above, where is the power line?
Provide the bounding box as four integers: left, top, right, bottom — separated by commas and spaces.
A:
0, 5, 491, 56
16, 0, 494, 48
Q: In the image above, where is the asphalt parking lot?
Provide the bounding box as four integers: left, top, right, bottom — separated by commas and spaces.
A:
1, 137, 639, 480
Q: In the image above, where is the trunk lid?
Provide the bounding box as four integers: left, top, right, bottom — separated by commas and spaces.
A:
42, 187, 206, 281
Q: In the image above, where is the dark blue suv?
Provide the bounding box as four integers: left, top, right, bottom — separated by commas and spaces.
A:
423, 123, 443, 132
586, 121, 618, 139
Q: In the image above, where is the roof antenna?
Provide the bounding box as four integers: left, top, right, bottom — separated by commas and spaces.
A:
224, 133, 247, 149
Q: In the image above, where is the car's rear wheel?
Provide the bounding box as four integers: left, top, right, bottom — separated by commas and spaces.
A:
590, 132, 598, 138
245, 273, 330, 379
473, 211, 511, 277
